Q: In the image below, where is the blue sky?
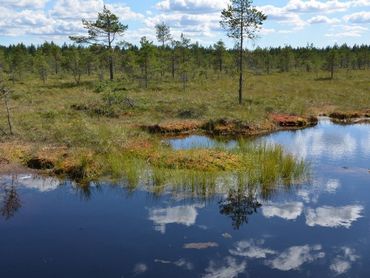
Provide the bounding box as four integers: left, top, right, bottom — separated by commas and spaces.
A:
0, 0, 369, 48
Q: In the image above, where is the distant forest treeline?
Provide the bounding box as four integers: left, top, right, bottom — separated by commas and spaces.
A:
0, 41, 369, 85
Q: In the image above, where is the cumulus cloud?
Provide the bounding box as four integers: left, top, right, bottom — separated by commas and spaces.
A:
344, 11, 370, 23
148, 204, 204, 233
18, 175, 60, 192
51, 0, 143, 21
266, 244, 325, 271
285, 0, 350, 13
2, 0, 48, 9
155, 258, 194, 270
0, 0, 369, 45
229, 239, 276, 259
148, 0, 228, 41
203, 257, 246, 278
0, 0, 143, 39
297, 178, 341, 204
133, 263, 148, 275
308, 15, 341, 24
157, 0, 226, 13
330, 247, 359, 275
183, 242, 219, 250
326, 24, 368, 37
262, 202, 303, 220
266, 120, 362, 161
325, 179, 341, 193
260, 5, 307, 29
305, 205, 364, 228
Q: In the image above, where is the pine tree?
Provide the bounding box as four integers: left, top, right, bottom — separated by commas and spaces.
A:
213, 40, 226, 74
220, 0, 266, 104
70, 6, 128, 81
139, 37, 155, 88
155, 22, 172, 78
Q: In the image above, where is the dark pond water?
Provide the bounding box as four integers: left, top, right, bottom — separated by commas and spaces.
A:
1, 118, 369, 278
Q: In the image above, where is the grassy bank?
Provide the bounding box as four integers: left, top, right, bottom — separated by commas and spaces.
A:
0, 70, 368, 183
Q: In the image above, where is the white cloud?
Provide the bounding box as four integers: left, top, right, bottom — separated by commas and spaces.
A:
0, 0, 369, 45
260, 5, 307, 29
144, 9, 222, 42
266, 121, 361, 161
229, 239, 276, 259
184, 242, 218, 249
331, 259, 351, 275
203, 257, 246, 278
325, 179, 341, 193
285, 0, 350, 13
156, 0, 226, 13
51, 0, 143, 21
297, 178, 341, 204
330, 247, 359, 275
308, 15, 341, 24
267, 244, 325, 271
155, 258, 194, 270
344, 11, 370, 23
2, 0, 48, 9
262, 202, 303, 220
305, 205, 364, 228
148, 204, 204, 233
0, 0, 143, 39
18, 175, 59, 192
133, 263, 148, 275
326, 24, 368, 37
51, 0, 106, 20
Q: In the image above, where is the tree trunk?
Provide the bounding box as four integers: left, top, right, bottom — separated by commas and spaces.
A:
171, 51, 175, 79
239, 25, 244, 105
4, 94, 13, 135
330, 63, 334, 79
145, 56, 148, 88
108, 29, 114, 81
109, 55, 114, 81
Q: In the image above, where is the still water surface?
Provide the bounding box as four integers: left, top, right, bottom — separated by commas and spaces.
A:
0, 119, 369, 277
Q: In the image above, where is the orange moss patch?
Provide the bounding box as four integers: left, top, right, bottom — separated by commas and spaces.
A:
0, 142, 33, 163
270, 114, 318, 127
123, 139, 154, 152
0, 142, 101, 182
26, 146, 69, 170
142, 120, 204, 134
54, 150, 101, 182
202, 118, 275, 136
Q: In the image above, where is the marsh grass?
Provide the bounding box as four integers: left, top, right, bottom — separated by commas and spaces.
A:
2, 70, 369, 142
102, 140, 309, 199
0, 69, 364, 193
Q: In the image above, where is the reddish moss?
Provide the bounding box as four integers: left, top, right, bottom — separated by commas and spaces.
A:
202, 119, 274, 136
270, 114, 318, 127
142, 120, 204, 134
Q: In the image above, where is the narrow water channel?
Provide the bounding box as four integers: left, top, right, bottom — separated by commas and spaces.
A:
0, 119, 369, 277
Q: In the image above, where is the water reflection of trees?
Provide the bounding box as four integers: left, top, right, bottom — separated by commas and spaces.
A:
219, 187, 262, 230
1, 186, 21, 220
1, 176, 21, 220
68, 157, 304, 229
71, 181, 103, 201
